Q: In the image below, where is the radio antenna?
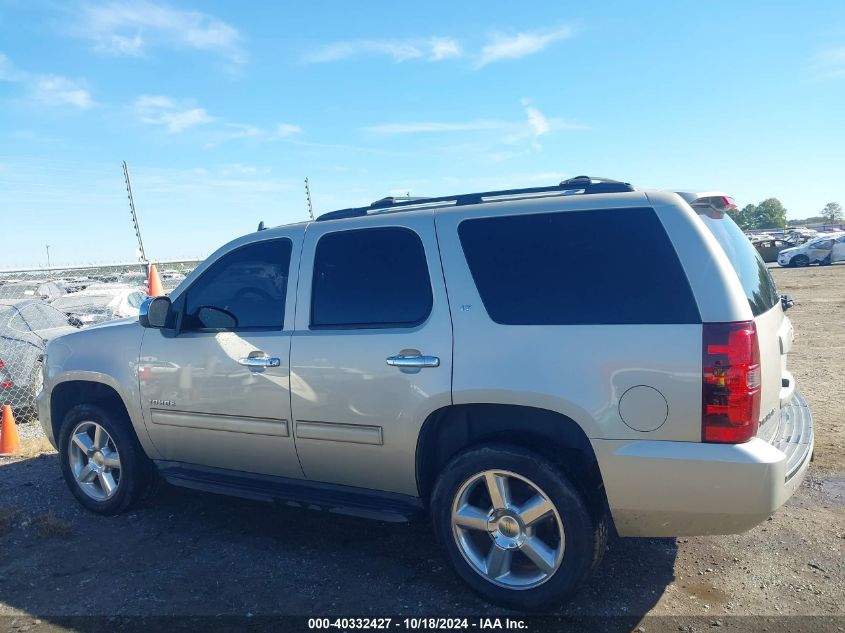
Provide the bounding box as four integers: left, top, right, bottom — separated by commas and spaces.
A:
123, 161, 148, 264
304, 177, 314, 220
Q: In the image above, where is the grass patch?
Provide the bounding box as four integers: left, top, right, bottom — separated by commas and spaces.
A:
32, 511, 74, 539
17, 434, 56, 459
0, 507, 17, 536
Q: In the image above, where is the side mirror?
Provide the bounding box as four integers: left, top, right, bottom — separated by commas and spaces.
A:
139, 296, 171, 328
196, 305, 238, 329
781, 294, 794, 311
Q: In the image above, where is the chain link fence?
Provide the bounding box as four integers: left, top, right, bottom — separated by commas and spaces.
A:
0, 260, 199, 420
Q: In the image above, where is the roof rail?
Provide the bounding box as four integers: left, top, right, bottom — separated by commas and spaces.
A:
315, 175, 634, 222
370, 195, 427, 209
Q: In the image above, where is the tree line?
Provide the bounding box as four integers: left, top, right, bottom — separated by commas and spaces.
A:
727, 199, 843, 230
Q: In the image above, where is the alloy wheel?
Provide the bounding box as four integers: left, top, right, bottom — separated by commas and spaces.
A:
451, 469, 564, 590
68, 421, 122, 501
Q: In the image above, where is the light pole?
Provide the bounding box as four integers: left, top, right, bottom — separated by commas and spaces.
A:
46, 244, 51, 271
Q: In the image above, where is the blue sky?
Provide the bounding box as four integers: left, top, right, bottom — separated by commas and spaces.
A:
1, 1, 844, 267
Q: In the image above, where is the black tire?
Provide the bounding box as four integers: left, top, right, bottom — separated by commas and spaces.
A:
431, 444, 606, 611
793, 255, 809, 268
58, 403, 155, 515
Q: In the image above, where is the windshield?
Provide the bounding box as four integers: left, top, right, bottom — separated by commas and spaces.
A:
699, 212, 780, 316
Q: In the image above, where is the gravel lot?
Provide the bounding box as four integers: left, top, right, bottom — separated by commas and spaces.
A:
0, 264, 843, 628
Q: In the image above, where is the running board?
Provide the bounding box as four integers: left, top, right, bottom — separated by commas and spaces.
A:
155, 461, 424, 523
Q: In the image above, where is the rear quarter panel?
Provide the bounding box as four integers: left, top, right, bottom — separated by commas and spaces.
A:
435, 193, 708, 442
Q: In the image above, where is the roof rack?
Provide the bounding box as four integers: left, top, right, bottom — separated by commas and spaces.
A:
315, 176, 634, 222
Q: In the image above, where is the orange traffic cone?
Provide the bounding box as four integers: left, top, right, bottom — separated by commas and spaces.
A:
147, 263, 164, 297
0, 404, 21, 456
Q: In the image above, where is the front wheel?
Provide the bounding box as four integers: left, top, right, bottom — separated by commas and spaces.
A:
431, 445, 606, 611
793, 255, 810, 268
58, 404, 155, 515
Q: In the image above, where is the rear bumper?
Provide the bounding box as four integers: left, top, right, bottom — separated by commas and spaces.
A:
592, 391, 814, 537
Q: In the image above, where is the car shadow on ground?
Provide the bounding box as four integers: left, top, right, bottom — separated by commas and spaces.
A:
0, 453, 676, 625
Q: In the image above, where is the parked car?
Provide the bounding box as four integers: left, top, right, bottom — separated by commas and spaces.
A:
777, 232, 845, 267
0, 281, 65, 301
55, 277, 92, 294
0, 299, 77, 416
752, 238, 794, 263
785, 228, 819, 244
37, 177, 813, 610
51, 286, 148, 326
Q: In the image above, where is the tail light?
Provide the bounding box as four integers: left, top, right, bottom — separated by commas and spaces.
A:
702, 321, 761, 443
0, 359, 12, 389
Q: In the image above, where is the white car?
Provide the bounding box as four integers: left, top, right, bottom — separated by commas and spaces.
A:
51, 286, 148, 326
777, 232, 845, 267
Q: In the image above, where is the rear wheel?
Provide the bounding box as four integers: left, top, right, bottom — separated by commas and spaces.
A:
431, 444, 605, 611
58, 404, 155, 515
793, 255, 809, 268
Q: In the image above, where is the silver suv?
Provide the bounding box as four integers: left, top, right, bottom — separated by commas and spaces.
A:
37, 176, 814, 610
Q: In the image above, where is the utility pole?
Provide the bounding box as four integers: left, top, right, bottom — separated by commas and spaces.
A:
304, 177, 314, 220
122, 161, 148, 267
45, 244, 51, 271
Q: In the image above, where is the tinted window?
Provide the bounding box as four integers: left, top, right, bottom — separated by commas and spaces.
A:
311, 227, 432, 328
698, 213, 780, 317
184, 239, 292, 330
459, 207, 700, 325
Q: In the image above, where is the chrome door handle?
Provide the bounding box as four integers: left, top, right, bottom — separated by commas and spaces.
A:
238, 354, 281, 368
386, 354, 440, 368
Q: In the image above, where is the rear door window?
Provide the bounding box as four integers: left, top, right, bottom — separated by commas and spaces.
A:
311, 227, 432, 329
698, 213, 780, 316
458, 207, 700, 325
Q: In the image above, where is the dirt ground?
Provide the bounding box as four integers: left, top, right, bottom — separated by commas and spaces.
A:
0, 264, 843, 628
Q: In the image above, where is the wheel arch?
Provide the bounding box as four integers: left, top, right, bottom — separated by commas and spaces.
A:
50, 376, 135, 449
415, 403, 609, 522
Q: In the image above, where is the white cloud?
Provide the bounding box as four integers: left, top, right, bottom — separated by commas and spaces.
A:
365, 101, 580, 140
33, 76, 94, 109
477, 26, 573, 67
81, 1, 245, 63
208, 122, 302, 145
275, 123, 302, 137
0, 52, 94, 109
99, 34, 144, 56
429, 37, 462, 61
523, 102, 551, 136
304, 37, 462, 63
219, 123, 261, 140
364, 120, 507, 134
134, 95, 214, 132
815, 46, 845, 79
364, 100, 585, 159
0, 52, 26, 82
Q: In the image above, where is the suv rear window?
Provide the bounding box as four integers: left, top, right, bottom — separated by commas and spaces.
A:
698, 213, 780, 316
458, 207, 700, 325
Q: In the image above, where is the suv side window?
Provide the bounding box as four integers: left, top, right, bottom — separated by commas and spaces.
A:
183, 238, 292, 330
458, 207, 700, 325
311, 227, 432, 329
